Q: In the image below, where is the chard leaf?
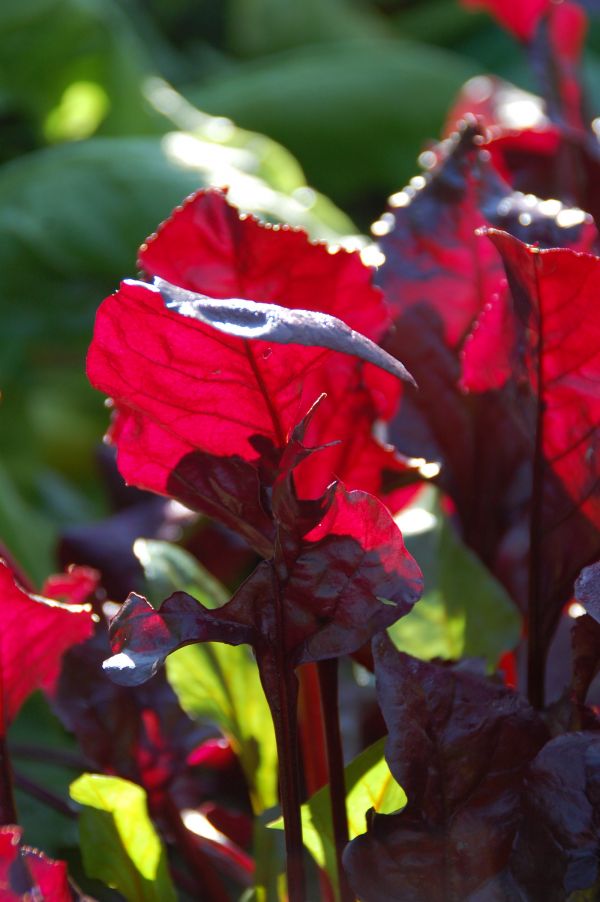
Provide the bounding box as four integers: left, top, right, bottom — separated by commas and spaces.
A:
390, 489, 520, 669
344, 637, 549, 901
0, 560, 93, 730
70, 773, 176, 902
167, 643, 278, 814
271, 737, 406, 900
133, 538, 229, 610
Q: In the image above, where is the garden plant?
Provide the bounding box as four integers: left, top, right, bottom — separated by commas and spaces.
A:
1, 0, 600, 899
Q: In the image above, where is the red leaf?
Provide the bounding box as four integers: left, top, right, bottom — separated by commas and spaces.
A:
343, 636, 548, 901
0, 561, 94, 731
104, 413, 422, 684
377, 124, 595, 595
0, 826, 72, 901
461, 0, 549, 41
87, 189, 410, 530
462, 232, 600, 656
446, 73, 600, 231
42, 565, 99, 605
105, 485, 422, 683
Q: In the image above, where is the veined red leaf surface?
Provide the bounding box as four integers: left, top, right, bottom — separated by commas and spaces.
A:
0, 561, 94, 730
87, 189, 412, 540
343, 636, 548, 902
462, 231, 600, 696
375, 124, 595, 594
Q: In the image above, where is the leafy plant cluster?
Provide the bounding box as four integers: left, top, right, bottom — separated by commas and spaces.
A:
2, 0, 600, 900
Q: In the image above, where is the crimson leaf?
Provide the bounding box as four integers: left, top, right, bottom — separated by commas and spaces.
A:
0, 826, 73, 901
376, 123, 595, 597
0, 561, 94, 730
462, 231, 600, 690
87, 188, 412, 538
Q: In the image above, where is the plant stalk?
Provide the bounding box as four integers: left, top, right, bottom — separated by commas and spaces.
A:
317, 659, 354, 902
527, 263, 546, 711
257, 558, 306, 901
0, 735, 17, 825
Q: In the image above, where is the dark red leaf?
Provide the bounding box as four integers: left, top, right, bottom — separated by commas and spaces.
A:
462, 232, 600, 658
447, 71, 600, 231
575, 560, 600, 624
0, 561, 94, 731
571, 562, 600, 708
377, 124, 595, 597
104, 409, 422, 685
571, 614, 600, 707
54, 618, 216, 816
0, 825, 72, 901
105, 485, 422, 684
343, 636, 548, 901
496, 733, 600, 899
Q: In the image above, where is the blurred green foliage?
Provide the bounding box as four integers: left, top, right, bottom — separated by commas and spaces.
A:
2, 0, 595, 583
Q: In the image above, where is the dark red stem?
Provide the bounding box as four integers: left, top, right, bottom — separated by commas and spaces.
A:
256, 557, 306, 901
528, 265, 546, 711
0, 735, 17, 825
317, 659, 354, 902
299, 662, 334, 901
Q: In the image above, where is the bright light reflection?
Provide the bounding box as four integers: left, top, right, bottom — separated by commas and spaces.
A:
568, 602, 586, 619
182, 809, 227, 844
499, 98, 545, 130
556, 208, 587, 228
360, 245, 385, 268
394, 507, 437, 536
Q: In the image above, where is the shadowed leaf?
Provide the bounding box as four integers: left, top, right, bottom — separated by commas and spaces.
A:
343, 636, 548, 901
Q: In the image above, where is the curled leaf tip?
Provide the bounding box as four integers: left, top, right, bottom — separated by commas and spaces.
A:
155, 277, 416, 386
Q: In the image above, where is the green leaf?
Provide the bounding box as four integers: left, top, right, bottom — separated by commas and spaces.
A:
70, 774, 176, 902
10, 692, 80, 857
270, 737, 405, 900
133, 538, 229, 610
0, 0, 159, 144
134, 538, 278, 813
167, 644, 278, 814
185, 38, 477, 203
389, 489, 521, 668
225, 0, 385, 58
0, 463, 54, 584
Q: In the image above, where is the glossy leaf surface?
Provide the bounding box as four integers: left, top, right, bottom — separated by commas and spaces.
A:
70, 773, 176, 902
